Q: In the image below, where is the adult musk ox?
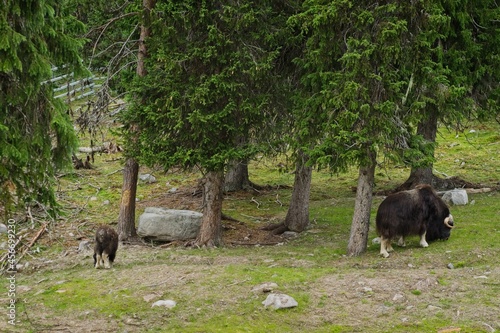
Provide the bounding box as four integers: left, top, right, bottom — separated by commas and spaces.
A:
93, 225, 118, 269
376, 184, 454, 258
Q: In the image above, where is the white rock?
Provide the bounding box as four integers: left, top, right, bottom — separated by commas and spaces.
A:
152, 300, 176, 308
442, 189, 468, 205
78, 240, 92, 253
262, 293, 298, 309
427, 305, 441, 311
0, 223, 7, 234
362, 287, 373, 293
139, 173, 157, 183
372, 237, 381, 244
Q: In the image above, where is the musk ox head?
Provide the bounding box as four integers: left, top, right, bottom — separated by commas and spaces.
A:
426, 213, 454, 242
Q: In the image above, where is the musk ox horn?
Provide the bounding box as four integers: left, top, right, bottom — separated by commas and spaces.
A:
444, 214, 454, 229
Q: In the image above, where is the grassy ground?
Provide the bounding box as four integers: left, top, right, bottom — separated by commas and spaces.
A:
1, 121, 499, 333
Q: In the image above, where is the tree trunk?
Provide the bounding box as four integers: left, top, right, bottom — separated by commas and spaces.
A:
137, 0, 156, 77
224, 159, 250, 192
117, 0, 155, 241
195, 170, 224, 247
399, 106, 439, 190
117, 158, 139, 241
347, 150, 376, 256
284, 151, 312, 232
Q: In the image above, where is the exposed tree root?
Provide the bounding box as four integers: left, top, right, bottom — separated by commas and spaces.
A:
261, 222, 289, 235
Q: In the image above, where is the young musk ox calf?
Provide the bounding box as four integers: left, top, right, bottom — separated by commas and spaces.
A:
93, 225, 118, 269
376, 184, 455, 258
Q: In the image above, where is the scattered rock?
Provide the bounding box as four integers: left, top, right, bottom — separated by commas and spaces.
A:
0, 223, 7, 234
447, 263, 454, 270
362, 287, 373, 293
372, 237, 381, 244
282, 231, 298, 238
252, 282, 278, 293
139, 174, 157, 184
78, 240, 92, 253
137, 207, 202, 242
262, 293, 298, 309
442, 189, 468, 205
392, 293, 404, 302
151, 300, 176, 308
168, 187, 178, 193
427, 305, 442, 311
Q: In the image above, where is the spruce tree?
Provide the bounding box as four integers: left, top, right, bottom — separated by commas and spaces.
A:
0, 0, 84, 217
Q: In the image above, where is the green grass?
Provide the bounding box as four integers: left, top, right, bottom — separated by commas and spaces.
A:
2, 121, 499, 333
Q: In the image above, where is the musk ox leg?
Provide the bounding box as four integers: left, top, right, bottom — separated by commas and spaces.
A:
397, 236, 406, 247
386, 241, 394, 253
103, 253, 112, 269
419, 231, 429, 248
94, 253, 104, 269
380, 236, 391, 258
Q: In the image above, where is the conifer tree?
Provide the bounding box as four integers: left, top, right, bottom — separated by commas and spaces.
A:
121, 1, 291, 247
0, 0, 84, 217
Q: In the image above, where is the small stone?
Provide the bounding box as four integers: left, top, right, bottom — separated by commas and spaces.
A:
282, 231, 298, 238
0, 223, 7, 234
78, 240, 91, 253
393, 293, 404, 302
427, 305, 441, 311
447, 263, 454, 269
372, 237, 381, 244
168, 187, 178, 193
139, 174, 157, 184
152, 300, 176, 308
103, 200, 110, 205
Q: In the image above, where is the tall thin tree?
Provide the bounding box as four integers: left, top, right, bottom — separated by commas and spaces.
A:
117, 0, 156, 242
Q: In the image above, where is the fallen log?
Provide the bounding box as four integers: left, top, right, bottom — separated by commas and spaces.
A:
78, 142, 122, 154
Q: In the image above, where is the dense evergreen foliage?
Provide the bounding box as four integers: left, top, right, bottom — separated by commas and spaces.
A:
0, 0, 84, 216
121, 1, 296, 173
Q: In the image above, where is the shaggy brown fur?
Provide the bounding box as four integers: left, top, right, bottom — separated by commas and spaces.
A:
93, 225, 118, 269
376, 184, 454, 258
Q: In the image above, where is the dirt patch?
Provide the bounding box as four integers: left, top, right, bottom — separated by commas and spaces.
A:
307, 266, 500, 331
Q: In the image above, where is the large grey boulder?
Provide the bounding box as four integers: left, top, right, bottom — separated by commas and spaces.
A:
262, 293, 298, 309
442, 189, 468, 205
137, 208, 202, 241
